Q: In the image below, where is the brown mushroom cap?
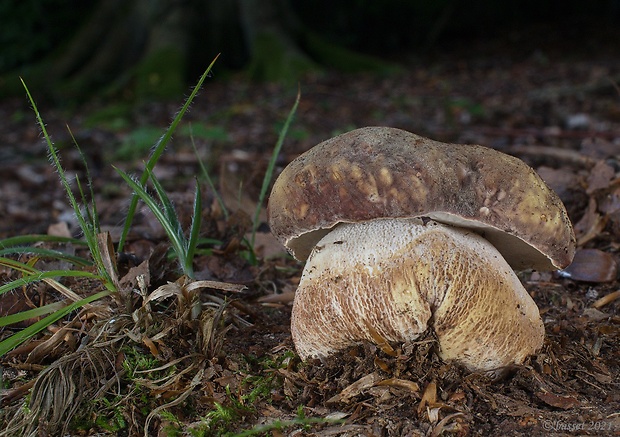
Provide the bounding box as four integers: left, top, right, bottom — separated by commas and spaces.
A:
268, 127, 575, 271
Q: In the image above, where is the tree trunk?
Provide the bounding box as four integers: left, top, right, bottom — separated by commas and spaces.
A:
132, 0, 193, 99
238, 0, 317, 82
19, 0, 393, 100
28, 0, 191, 100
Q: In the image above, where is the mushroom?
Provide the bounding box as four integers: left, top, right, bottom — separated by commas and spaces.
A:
268, 127, 575, 373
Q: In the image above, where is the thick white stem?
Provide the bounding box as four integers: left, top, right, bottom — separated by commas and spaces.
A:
291, 218, 544, 372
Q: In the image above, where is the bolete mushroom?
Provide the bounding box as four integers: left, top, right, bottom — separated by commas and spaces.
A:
268, 127, 575, 373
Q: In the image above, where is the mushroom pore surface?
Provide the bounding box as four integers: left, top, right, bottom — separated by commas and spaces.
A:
268, 126, 575, 271
291, 218, 545, 372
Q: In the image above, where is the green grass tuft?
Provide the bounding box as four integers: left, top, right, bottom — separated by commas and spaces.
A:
117, 55, 220, 252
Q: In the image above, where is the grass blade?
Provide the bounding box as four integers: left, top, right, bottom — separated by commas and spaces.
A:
68, 125, 101, 231
0, 256, 50, 274
0, 301, 66, 327
0, 289, 112, 357
115, 167, 197, 277
21, 79, 82, 227
185, 180, 202, 277
0, 235, 85, 248
0, 247, 92, 267
189, 127, 229, 219
118, 55, 220, 252
0, 270, 103, 297
146, 168, 182, 238
21, 79, 116, 291
115, 169, 181, 241
251, 88, 300, 247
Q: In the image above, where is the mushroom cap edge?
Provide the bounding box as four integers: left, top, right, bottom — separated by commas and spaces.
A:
268, 126, 576, 271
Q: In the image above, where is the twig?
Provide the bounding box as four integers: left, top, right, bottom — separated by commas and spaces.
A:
527, 74, 620, 101
473, 126, 619, 142
592, 290, 620, 309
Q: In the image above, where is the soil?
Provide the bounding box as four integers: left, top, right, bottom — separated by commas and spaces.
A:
1, 25, 620, 436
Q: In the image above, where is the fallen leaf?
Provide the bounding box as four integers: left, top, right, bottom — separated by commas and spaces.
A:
431, 412, 465, 436
573, 199, 607, 246
535, 391, 580, 409
557, 248, 618, 282
536, 166, 580, 200
250, 231, 288, 259
580, 137, 619, 159
119, 259, 150, 289
598, 182, 620, 214
586, 160, 615, 194
0, 289, 36, 326
96, 231, 119, 288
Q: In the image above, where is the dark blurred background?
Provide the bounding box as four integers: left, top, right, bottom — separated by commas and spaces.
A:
2, 0, 619, 102
0, 0, 618, 244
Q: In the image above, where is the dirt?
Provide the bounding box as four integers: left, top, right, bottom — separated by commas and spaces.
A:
1, 27, 620, 436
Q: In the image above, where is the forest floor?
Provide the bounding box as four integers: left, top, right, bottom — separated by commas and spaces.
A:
1, 25, 620, 436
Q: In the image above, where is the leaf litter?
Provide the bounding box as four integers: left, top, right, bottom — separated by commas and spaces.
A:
1, 29, 620, 436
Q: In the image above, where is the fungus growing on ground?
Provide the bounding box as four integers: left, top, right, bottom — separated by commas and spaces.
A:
268, 127, 575, 373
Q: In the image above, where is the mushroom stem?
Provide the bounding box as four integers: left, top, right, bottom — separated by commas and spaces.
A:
291, 218, 545, 373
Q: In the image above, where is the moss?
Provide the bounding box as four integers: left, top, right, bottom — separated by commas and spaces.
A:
304, 31, 402, 74
247, 30, 317, 82
83, 103, 133, 130
134, 47, 186, 100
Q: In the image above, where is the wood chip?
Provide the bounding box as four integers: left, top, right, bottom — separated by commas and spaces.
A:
185, 279, 246, 293
417, 380, 437, 416
364, 320, 397, 357
142, 335, 159, 357
96, 231, 119, 288
326, 372, 382, 404
592, 290, 620, 309
257, 291, 295, 304
375, 377, 420, 395
47, 221, 72, 238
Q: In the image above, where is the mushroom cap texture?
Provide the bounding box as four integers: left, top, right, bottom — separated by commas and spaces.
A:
291, 218, 545, 372
268, 126, 575, 271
